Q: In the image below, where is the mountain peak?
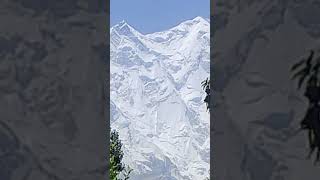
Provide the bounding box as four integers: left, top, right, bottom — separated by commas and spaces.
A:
193, 16, 206, 21
176, 16, 209, 27
118, 20, 129, 27
164, 16, 209, 33
189, 16, 209, 25
111, 20, 140, 36
110, 16, 210, 180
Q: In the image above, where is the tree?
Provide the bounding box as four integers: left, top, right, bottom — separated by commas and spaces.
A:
291, 50, 320, 164
201, 79, 211, 179
110, 129, 133, 179
121, 165, 133, 180
291, 50, 314, 89
201, 77, 210, 111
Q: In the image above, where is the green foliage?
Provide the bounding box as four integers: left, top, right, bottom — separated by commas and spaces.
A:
122, 165, 133, 180
201, 79, 211, 178
291, 50, 320, 164
291, 50, 315, 89
201, 77, 210, 111
110, 130, 133, 180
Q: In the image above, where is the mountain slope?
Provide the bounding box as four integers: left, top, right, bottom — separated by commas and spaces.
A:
110, 16, 210, 180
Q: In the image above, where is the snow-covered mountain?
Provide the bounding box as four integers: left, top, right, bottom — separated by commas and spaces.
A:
110, 16, 210, 180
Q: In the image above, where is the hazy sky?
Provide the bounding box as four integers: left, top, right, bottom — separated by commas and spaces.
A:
110, 0, 210, 34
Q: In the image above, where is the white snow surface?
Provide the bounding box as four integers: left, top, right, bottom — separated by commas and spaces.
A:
110, 16, 210, 180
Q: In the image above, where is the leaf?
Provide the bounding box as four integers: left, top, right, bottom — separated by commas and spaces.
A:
291, 59, 306, 72
201, 78, 208, 86
313, 63, 320, 72
306, 50, 315, 65
291, 68, 308, 80
313, 57, 320, 73
298, 71, 309, 89
201, 78, 210, 90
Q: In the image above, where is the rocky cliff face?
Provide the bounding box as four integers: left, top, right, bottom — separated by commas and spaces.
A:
212, 0, 320, 179
110, 17, 210, 180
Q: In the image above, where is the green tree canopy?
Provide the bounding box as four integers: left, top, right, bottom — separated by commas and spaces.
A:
110, 129, 133, 179
201, 77, 210, 111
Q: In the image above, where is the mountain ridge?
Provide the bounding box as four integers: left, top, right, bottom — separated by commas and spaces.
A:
111, 16, 210, 35
110, 16, 210, 180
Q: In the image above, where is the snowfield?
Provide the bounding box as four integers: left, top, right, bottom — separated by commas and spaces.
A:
110, 16, 210, 180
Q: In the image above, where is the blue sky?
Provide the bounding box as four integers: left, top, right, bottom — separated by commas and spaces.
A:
110, 0, 210, 34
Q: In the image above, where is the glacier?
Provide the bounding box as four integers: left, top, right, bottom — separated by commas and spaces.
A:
110, 16, 210, 180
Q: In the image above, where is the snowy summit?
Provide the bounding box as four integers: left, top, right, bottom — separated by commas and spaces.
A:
110, 16, 210, 180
